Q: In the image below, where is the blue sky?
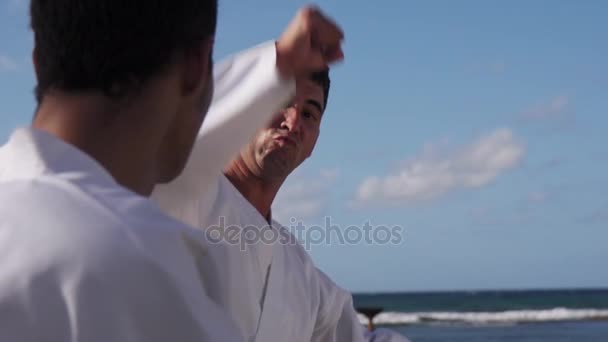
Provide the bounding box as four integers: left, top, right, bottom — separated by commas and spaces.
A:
1, 0, 607, 292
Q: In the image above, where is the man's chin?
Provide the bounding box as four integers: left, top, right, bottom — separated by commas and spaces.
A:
262, 154, 296, 178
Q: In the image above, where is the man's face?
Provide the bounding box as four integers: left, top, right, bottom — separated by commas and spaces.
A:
244, 78, 325, 180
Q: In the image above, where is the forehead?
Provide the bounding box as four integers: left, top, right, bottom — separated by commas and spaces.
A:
295, 78, 325, 108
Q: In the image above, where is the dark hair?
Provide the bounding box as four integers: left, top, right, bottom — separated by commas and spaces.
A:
310, 69, 331, 110
30, 0, 218, 102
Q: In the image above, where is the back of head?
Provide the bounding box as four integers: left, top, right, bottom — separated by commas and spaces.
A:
31, 0, 218, 102
30, 0, 219, 192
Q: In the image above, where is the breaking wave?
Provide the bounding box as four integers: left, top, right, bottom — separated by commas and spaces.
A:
358, 308, 608, 326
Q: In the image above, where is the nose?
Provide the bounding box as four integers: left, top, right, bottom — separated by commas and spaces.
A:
280, 106, 302, 134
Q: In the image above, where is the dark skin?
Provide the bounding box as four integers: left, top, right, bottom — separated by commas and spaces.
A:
32, 42, 214, 196
224, 78, 326, 221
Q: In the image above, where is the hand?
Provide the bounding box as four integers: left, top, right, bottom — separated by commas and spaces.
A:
275, 6, 345, 78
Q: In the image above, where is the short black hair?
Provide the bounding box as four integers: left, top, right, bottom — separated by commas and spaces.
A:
30, 0, 218, 102
310, 69, 331, 111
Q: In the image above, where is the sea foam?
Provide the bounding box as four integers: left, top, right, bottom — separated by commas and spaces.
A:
358, 308, 608, 326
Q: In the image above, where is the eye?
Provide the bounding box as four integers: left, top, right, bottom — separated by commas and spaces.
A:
302, 110, 319, 121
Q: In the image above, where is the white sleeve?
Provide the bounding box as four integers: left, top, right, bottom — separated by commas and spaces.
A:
312, 270, 366, 342
0, 247, 242, 342
152, 41, 295, 224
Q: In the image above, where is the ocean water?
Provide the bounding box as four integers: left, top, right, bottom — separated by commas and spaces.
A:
393, 321, 608, 342
353, 289, 608, 341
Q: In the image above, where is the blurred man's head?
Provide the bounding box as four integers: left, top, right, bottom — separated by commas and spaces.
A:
238, 70, 330, 181
30, 0, 217, 184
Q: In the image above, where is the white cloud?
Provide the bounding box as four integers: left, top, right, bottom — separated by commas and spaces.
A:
354, 128, 525, 207
520, 96, 570, 120
272, 168, 339, 222
0, 55, 18, 72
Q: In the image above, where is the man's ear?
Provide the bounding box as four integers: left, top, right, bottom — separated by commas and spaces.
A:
181, 38, 214, 96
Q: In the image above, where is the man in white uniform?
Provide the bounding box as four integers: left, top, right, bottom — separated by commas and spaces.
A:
152, 14, 361, 342
0, 1, 344, 341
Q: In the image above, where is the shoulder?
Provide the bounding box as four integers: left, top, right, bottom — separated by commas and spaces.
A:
151, 174, 224, 229
0, 176, 204, 275
0, 178, 230, 340
314, 266, 355, 316
272, 219, 353, 304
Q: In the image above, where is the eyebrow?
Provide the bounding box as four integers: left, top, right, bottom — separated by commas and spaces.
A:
305, 99, 324, 115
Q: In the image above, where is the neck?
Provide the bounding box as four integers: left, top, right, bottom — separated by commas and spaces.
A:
32, 92, 162, 196
224, 158, 286, 221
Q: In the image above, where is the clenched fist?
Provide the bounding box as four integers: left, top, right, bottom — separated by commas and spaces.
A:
276, 6, 345, 78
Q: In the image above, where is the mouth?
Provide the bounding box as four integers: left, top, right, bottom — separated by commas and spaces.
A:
274, 135, 297, 147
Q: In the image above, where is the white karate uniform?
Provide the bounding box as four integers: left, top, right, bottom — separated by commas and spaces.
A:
0, 128, 242, 342
152, 42, 365, 342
